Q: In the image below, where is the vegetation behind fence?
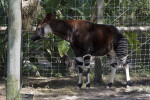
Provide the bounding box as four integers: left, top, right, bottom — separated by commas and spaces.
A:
0, 0, 150, 77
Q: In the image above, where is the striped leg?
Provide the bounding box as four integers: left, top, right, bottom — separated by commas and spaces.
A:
83, 55, 91, 90
107, 66, 116, 88
125, 64, 131, 87
119, 56, 131, 87
107, 49, 118, 88
75, 57, 83, 89
115, 37, 131, 88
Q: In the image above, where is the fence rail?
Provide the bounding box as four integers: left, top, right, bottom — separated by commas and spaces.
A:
1, 26, 150, 32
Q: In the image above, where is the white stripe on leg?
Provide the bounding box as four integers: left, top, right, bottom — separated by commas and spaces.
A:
75, 57, 83, 89
76, 57, 83, 63
86, 72, 90, 84
85, 67, 90, 90
107, 66, 116, 89
78, 73, 82, 84
85, 67, 90, 84
125, 64, 131, 91
125, 64, 130, 82
109, 66, 116, 83
84, 55, 91, 90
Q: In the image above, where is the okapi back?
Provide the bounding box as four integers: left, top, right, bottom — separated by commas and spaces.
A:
62, 20, 123, 56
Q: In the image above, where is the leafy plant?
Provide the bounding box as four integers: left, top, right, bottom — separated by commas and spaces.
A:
104, 0, 150, 26
58, 40, 70, 57
0, 0, 8, 15
123, 32, 141, 58
55, 73, 62, 77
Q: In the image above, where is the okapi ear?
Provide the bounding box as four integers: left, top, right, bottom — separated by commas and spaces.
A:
43, 13, 51, 23
43, 12, 56, 23
50, 12, 56, 20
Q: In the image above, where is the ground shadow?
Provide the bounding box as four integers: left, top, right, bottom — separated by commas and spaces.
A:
23, 76, 78, 89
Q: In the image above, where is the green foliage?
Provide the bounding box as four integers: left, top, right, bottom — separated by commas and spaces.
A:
123, 32, 141, 58
23, 63, 38, 74
55, 73, 62, 77
43, 0, 60, 13
0, 0, 8, 15
0, 0, 8, 76
67, 47, 75, 57
40, 0, 97, 58
42, 0, 96, 20
58, 40, 70, 57
0, 33, 7, 76
104, 0, 150, 26
1, 0, 149, 77
0, 0, 8, 26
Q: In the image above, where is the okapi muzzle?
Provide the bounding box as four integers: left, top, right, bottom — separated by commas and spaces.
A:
31, 23, 52, 41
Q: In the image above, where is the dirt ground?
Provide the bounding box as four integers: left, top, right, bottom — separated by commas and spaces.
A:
0, 77, 6, 100
1, 74, 150, 100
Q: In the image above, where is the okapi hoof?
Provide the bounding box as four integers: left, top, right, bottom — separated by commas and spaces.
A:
125, 81, 131, 91
86, 83, 91, 90
126, 81, 131, 87
77, 83, 83, 89
106, 83, 113, 89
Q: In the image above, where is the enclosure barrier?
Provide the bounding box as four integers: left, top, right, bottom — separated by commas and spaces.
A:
0, 0, 150, 78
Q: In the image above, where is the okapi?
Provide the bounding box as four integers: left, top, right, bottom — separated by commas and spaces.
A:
31, 13, 131, 90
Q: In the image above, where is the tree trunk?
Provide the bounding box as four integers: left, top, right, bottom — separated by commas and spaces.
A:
7, 0, 22, 100
96, 0, 104, 24
93, 0, 104, 84
94, 57, 103, 84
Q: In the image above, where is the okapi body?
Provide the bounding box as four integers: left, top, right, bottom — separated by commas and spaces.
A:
31, 13, 131, 90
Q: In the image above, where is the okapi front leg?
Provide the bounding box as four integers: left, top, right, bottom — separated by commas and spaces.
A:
75, 57, 83, 89
84, 55, 91, 90
107, 50, 118, 88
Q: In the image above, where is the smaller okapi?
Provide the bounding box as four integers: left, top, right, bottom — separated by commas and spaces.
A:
31, 13, 131, 90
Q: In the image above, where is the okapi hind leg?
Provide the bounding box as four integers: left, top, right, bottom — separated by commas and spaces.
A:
123, 61, 131, 88
118, 56, 131, 88
115, 36, 131, 88
75, 57, 83, 89
83, 55, 91, 90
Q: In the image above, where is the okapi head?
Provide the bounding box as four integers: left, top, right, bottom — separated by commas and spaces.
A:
31, 13, 56, 41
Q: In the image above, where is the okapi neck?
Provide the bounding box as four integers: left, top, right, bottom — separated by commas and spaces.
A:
50, 20, 72, 42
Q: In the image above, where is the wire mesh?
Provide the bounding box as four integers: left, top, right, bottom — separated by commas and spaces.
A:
0, 1, 7, 77
0, 0, 150, 77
